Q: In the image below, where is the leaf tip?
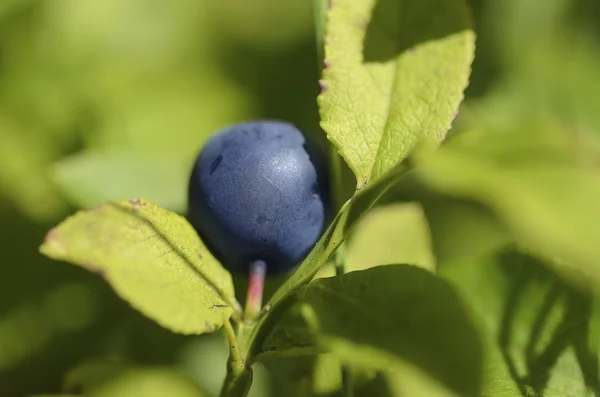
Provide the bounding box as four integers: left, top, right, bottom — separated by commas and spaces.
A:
39, 228, 66, 259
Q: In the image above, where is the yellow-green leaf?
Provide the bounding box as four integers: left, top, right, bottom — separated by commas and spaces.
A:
318, 0, 475, 188
40, 199, 239, 334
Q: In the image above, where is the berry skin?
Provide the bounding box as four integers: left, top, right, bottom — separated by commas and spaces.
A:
187, 120, 330, 274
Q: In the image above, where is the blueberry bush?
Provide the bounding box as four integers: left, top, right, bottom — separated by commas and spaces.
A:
2, 0, 600, 396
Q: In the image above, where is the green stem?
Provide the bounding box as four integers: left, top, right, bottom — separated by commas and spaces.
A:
313, 0, 328, 69
220, 318, 253, 397
335, 244, 354, 397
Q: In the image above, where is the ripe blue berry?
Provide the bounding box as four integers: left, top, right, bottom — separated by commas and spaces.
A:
187, 120, 330, 274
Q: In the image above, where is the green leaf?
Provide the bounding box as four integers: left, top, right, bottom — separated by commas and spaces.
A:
255, 304, 320, 360
300, 264, 483, 397
413, 125, 600, 290
318, 0, 475, 188
441, 251, 599, 397
64, 360, 209, 397
347, 202, 436, 272
39, 199, 239, 334
52, 151, 189, 212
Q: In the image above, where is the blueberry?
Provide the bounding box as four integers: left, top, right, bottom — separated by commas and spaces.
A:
187, 120, 330, 274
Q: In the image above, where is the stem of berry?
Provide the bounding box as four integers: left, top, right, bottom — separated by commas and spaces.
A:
244, 260, 267, 323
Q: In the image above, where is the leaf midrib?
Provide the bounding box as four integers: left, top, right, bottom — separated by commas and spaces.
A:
108, 202, 238, 311
367, 0, 404, 185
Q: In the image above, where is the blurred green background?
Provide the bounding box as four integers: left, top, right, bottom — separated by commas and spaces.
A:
0, 0, 599, 396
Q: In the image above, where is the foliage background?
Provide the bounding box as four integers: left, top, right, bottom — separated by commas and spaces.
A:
0, 0, 599, 396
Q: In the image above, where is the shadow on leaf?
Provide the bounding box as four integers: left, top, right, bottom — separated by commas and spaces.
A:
498, 252, 600, 396
363, 0, 472, 63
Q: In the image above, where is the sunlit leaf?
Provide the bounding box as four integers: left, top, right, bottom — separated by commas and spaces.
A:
40, 199, 239, 334
318, 0, 475, 187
